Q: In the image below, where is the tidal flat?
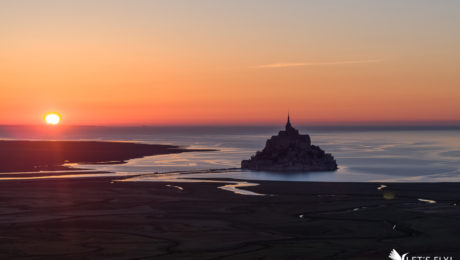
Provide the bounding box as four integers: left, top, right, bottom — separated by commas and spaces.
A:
0, 177, 459, 259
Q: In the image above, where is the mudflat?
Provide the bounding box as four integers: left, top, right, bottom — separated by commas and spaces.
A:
0, 177, 458, 259
0, 140, 213, 172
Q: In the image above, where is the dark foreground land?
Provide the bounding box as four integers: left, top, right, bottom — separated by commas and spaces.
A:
0, 177, 459, 259
0, 141, 213, 172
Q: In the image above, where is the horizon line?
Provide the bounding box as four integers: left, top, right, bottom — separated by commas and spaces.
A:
2, 120, 460, 128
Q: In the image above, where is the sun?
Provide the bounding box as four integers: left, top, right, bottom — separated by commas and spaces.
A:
44, 113, 61, 125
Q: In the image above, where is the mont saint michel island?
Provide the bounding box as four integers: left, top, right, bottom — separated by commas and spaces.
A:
241, 115, 338, 172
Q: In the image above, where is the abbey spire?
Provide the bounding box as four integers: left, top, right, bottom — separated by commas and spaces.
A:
286, 113, 292, 130
283, 113, 298, 135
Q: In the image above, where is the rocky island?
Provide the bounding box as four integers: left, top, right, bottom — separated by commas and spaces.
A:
241, 115, 338, 172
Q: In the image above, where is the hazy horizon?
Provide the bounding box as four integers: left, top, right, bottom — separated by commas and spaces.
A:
2, 119, 460, 128
2, 122, 460, 134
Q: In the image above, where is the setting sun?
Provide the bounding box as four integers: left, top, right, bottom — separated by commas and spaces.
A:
44, 113, 61, 125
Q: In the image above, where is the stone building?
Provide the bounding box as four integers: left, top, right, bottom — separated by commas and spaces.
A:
241, 115, 338, 172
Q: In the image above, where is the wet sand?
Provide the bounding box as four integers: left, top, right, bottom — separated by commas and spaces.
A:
0, 141, 214, 173
0, 177, 459, 259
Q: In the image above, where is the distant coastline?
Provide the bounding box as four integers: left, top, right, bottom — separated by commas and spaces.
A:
0, 140, 215, 173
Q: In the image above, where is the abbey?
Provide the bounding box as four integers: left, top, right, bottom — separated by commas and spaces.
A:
241, 115, 338, 172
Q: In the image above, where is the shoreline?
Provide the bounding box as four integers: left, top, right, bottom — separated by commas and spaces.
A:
2, 166, 459, 186
0, 140, 215, 173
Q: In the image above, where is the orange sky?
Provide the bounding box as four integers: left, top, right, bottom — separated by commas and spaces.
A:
1, 1, 459, 125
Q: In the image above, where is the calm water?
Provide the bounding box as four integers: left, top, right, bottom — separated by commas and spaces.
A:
1, 126, 460, 183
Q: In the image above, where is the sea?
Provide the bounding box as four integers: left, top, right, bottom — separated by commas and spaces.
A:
1, 125, 460, 184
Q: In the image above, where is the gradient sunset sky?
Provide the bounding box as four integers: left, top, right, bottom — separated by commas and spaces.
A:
1, 0, 459, 125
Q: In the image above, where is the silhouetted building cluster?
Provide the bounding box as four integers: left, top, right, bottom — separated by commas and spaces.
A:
241, 115, 337, 172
